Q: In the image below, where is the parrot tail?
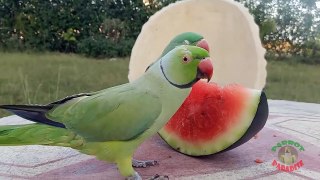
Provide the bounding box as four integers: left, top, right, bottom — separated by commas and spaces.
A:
0, 105, 66, 128
0, 123, 83, 147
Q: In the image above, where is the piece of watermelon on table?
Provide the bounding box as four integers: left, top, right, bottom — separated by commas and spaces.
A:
159, 81, 268, 156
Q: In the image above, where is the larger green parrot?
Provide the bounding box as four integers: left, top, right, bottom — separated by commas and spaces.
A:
0, 45, 212, 179
160, 32, 209, 56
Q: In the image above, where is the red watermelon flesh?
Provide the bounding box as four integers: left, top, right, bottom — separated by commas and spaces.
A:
159, 81, 268, 156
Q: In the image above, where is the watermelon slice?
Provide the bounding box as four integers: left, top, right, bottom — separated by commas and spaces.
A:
159, 81, 268, 156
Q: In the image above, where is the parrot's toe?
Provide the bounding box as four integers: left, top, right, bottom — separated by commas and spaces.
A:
126, 172, 142, 180
148, 174, 169, 180
132, 159, 158, 168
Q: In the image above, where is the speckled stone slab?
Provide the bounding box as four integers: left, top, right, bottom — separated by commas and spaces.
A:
0, 100, 319, 179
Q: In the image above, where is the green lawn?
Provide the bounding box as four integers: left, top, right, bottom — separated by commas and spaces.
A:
0, 53, 320, 118
0, 53, 129, 117
264, 60, 320, 103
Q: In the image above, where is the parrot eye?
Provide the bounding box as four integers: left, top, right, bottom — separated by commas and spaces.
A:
182, 55, 192, 63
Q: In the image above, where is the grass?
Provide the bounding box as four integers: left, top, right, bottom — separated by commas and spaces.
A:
264, 60, 320, 103
0, 53, 320, 117
0, 52, 129, 117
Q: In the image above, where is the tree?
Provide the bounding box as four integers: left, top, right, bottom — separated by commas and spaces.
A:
236, 0, 320, 58
0, 0, 178, 57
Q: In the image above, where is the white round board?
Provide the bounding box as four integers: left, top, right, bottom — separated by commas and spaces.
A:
129, 0, 267, 89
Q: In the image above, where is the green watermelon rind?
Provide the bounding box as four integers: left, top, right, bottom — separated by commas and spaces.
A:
159, 90, 261, 156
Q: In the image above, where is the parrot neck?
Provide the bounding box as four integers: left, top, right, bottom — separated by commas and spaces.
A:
131, 61, 192, 144
159, 59, 198, 89
140, 60, 194, 91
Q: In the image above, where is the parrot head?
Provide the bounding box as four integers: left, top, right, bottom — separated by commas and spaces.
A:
160, 32, 210, 57
146, 32, 210, 72
160, 45, 213, 88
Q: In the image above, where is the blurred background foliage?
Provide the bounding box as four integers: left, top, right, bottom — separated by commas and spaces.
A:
236, 0, 320, 63
0, 0, 320, 61
0, 0, 173, 57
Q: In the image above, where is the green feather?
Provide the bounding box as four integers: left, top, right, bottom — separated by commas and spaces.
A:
0, 123, 83, 147
47, 83, 162, 141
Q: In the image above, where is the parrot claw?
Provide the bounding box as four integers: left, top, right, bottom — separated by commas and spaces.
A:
126, 172, 142, 180
148, 174, 169, 180
132, 159, 158, 168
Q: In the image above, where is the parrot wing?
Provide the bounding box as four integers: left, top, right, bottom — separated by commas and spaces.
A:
47, 83, 162, 142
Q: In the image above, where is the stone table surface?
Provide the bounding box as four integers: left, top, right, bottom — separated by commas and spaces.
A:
0, 100, 319, 180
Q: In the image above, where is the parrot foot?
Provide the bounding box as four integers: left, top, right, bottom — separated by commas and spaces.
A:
132, 159, 158, 168
126, 172, 142, 180
148, 174, 169, 180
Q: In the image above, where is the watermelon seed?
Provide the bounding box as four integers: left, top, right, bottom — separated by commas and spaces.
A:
273, 134, 277, 137
254, 159, 263, 163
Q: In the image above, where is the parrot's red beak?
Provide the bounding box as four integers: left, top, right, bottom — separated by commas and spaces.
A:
197, 39, 210, 52
197, 58, 213, 82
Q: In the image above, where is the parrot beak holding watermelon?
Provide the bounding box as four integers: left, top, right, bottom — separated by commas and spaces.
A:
197, 58, 213, 82
0, 45, 212, 180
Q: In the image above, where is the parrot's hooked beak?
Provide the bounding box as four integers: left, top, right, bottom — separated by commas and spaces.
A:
197, 58, 213, 82
196, 39, 212, 82
197, 39, 210, 52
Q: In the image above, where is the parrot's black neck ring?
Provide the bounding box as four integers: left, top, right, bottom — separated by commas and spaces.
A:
160, 59, 198, 89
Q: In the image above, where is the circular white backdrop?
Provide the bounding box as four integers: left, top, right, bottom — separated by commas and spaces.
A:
129, 0, 267, 89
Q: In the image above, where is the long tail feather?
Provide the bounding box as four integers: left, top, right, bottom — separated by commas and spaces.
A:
0, 124, 82, 147
0, 105, 66, 128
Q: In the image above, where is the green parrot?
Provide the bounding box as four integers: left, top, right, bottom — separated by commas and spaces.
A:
0, 45, 213, 179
